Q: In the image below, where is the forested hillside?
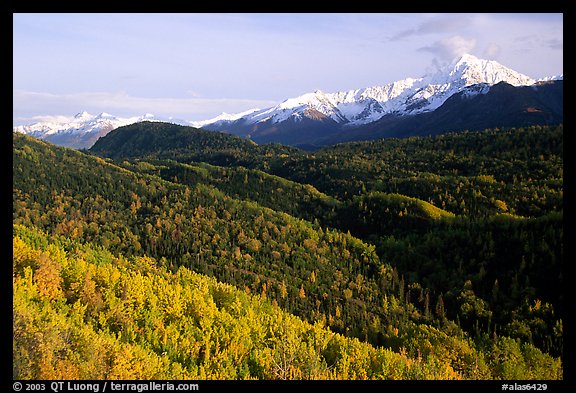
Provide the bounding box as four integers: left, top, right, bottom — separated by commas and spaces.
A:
13, 122, 563, 380
15, 224, 464, 380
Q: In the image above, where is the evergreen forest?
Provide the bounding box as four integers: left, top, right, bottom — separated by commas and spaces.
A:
13, 122, 564, 381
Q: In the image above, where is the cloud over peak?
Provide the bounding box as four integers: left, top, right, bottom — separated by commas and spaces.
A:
418, 35, 477, 62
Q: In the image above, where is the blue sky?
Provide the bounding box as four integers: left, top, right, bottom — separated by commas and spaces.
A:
13, 13, 563, 126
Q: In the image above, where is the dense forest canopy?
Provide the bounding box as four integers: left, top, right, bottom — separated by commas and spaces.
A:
13, 122, 563, 380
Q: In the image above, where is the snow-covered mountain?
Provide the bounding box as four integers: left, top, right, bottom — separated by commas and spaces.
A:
537, 74, 564, 83
14, 112, 189, 149
14, 53, 561, 149
193, 54, 537, 132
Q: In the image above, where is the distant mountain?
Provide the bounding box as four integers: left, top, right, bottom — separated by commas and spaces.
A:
14, 54, 563, 149
13, 112, 189, 149
317, 80, 563, 145
195, 54, 559, 146
195, 54, 536, 128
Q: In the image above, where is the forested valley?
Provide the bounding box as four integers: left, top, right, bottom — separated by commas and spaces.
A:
13, 122, 563, 380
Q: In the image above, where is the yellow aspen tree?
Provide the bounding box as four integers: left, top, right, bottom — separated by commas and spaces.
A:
34, 253, 63, 301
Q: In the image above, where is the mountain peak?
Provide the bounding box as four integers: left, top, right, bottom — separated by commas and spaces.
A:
437, 53, 536, 88
453, 53, 482, 66
74, 111, 92, 119
196, 54, 542, 132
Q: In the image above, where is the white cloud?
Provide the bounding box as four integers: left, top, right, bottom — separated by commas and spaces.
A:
418, 35, 477, 62
13, 90, 278, 126
25, 114, 77, 124
391, 14, 473, 40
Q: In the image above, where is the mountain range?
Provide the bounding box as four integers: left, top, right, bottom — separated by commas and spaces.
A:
14, 54, 563, 149
12, 112, 187, 150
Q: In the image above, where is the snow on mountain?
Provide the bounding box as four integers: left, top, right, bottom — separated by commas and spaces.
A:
537, 74, 563, 82
17, 112, 121, 137
189, 108, 264, 128
200, 53, 537, 129
15, 53, 558, 149
14, 112, 189, 149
